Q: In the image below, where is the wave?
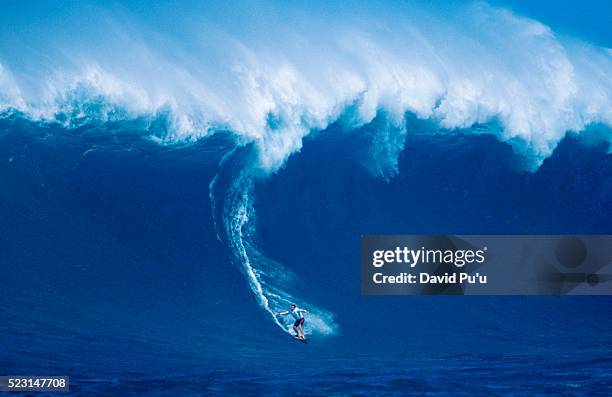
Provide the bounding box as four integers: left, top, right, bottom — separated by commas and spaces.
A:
0, 1, 610, 173
1, 0, 611, 334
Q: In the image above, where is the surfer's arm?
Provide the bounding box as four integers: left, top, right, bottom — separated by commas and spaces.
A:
276, 311, 289, 315
299, 309, 309, 313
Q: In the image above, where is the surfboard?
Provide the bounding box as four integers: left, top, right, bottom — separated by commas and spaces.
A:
293, 336, 308, 343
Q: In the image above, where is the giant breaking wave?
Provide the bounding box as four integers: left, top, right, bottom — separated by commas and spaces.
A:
0, 0, 610, 336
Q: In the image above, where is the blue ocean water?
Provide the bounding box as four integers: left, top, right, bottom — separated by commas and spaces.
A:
1, 0, 612, 395
1, 114, 611, 395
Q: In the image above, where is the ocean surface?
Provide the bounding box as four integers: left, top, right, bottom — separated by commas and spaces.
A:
1, 0, 612, 395
1, 115, 611, 395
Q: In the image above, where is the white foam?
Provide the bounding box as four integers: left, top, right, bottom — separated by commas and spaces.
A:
0, 1, 610, 171
218, 167, 339, 336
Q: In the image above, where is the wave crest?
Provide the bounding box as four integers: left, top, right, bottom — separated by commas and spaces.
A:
0, 1, 610, 172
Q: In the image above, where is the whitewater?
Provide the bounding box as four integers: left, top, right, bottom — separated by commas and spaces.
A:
0, 0, 610, 336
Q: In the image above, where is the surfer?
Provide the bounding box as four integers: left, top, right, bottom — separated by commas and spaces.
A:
277, 304, 309, 339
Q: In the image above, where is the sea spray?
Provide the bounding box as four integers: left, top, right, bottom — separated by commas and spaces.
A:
210, 145, 338, 336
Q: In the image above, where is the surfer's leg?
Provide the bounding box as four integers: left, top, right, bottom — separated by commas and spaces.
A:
298, 319, 305, 338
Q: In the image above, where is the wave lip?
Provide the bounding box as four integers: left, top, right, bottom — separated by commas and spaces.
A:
0, 2, 610, 172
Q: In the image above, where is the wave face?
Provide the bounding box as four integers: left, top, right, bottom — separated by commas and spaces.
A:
2, 115, 611, 365
2, 116, 612, 394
